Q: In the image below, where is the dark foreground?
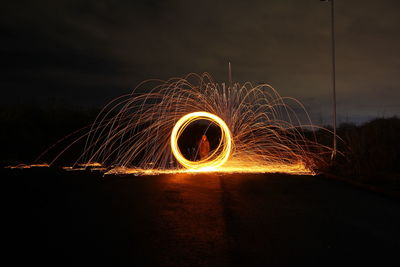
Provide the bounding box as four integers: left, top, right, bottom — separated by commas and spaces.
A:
4, 168, 400, 266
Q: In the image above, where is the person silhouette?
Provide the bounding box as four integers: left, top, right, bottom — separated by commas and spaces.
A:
199, 135, 210, 160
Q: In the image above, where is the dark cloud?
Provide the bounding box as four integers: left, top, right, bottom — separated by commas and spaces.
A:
1, 0, 399, 123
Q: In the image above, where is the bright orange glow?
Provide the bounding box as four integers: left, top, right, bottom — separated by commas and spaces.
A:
5, 163, 49, 169
105, 161, 313, 176
62, 162, 105, 171
170, 111, 232, 170
77, 162, 102, 167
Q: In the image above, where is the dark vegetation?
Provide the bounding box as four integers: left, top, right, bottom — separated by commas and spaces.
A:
1, 105, 399, 188
315, 117, 400, 190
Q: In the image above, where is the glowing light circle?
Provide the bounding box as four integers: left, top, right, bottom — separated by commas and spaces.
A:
170, 111, 232, 170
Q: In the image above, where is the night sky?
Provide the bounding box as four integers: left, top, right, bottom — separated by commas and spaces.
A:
1, 0, 400, 124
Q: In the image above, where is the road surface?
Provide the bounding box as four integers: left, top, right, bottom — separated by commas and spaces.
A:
4, 168, 400, 266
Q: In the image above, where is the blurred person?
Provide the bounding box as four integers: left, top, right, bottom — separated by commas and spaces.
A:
199, 135, 210, 160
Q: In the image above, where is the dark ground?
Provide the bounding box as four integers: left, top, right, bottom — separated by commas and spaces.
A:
3, 168, 400, 267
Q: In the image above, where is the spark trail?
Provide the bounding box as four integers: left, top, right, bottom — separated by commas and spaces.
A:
39, 73, 331, 175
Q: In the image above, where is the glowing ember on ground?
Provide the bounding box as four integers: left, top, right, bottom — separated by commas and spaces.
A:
5, 163, 49, 169
105, 161, 314, 176
62, 162, 106, 171
77, 162, 103, 167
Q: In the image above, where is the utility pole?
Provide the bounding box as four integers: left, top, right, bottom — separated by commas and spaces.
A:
321, 0, 337, 160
